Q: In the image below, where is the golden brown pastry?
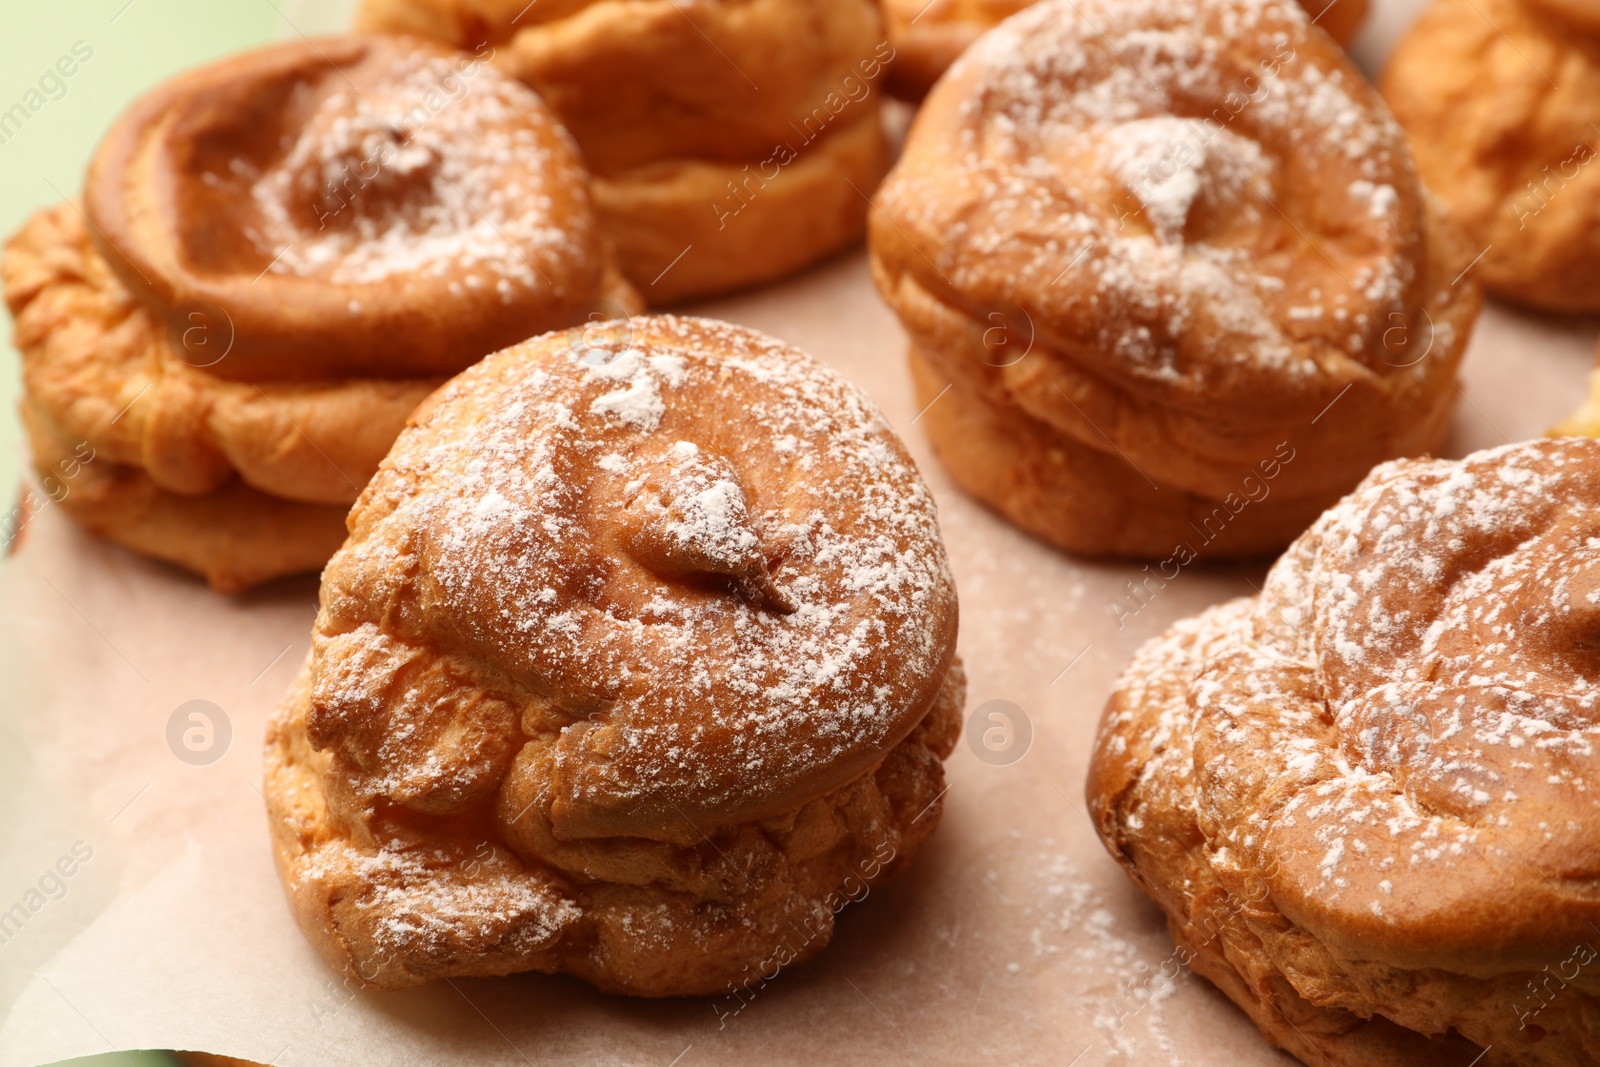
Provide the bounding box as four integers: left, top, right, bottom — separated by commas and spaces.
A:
264, 315, 963, 996
879, 0, 1370, 100
871, 0, 1481, 560
1088, 437, 1600, 1067
353, 0, 894, 303
1553, 363, 1600, 438
4, 35, 637, 592
1384, 0, 1600, 312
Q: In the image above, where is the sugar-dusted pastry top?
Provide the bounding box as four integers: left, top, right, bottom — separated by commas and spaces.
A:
85, 34, 623, 382
877, 0, 1450, 411
312, 315, 960, 841
1100, 437, 1600, 970
871, 0, 1479, 513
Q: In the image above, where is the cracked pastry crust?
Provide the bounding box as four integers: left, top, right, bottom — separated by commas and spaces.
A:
4, 35, 637, 590
353, 0, 894, 303
1088, 438, 1600, 1066
263, 315, 964, 995
878, 0, 1369, 100
870, 0, 1479, 560
1383, 0, 1600, 312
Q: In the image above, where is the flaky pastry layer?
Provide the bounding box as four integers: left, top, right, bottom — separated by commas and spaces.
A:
22, 399, 348, 593
266, 656, 961, 994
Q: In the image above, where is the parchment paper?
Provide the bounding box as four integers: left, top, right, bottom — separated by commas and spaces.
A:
1, 2, 1593, 1062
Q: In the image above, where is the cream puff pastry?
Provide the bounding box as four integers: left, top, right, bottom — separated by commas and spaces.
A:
1385, 0, 1600, 312
264, 315, 963, 995
871, 0, 1480, 559
4, 35, 636, 591
879, 0, 1370, 99
1089, 438, 1600, 1066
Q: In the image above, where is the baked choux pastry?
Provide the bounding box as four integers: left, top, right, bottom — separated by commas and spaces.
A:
1553, 363, 1600, 437
4, 35, 637, 592
1088, 437, 1600, 1066
870, 0, 1481, 560
1384, 0, 1600, 312
264, 315, 964, 996
352, 0, 895, 303
879, 0, 1370, 100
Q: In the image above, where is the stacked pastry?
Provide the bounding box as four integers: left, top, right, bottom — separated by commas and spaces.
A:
879, 0, 1370, 99
1089, 438, 1600, 1066
354, 0, 895, 303
4, 35, 636, 592
264, 316, 963, 994
1385, 0, 1600, 311
870, 0, 1481, 559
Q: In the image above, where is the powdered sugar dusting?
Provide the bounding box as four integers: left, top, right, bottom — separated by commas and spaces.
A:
302, 840, 580, 961
328, 315, 958, 837
1102, 117, 1272, 246
1106, 439, 1600, 939
879, 0, 1434, 390
246, 46, 585, 291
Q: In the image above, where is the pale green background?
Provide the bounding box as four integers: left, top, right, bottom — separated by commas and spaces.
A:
5, 7, 345, 1066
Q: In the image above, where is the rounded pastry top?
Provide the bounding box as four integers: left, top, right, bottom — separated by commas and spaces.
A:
875, 0, 1440, 417
85, 34, 617, 382
312, 315, 959, 841
352, 0, 887, 176
1178, 438, 1600, 967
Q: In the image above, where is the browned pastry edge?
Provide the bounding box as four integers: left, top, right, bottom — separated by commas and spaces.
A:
908, 344, 1343, 559
594, 106, 890, 305
22, 398, 347, 593
265, 656, 963, 995
877, 188, 1475, 515
4, 202, 440, 508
